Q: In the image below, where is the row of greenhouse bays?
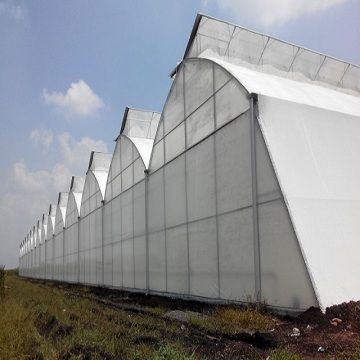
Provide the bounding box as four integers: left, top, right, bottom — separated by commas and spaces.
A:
18, 58, 314, 308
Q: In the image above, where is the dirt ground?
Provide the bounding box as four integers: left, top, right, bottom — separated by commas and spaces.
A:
39, 281, 360, 359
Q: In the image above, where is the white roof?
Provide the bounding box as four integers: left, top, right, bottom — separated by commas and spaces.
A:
203, 56, 360, 310
128, 136, 154, 168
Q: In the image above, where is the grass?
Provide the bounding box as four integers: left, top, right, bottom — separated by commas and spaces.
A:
267, 348, 302, 360
0, 265, 5, 298
0, 274, 197, 359
188, 305, 274, 335
4, 273, 358, 359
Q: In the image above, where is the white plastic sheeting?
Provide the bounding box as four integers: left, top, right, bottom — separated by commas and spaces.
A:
79, 152, 112, 285
184, 14, 359, 95
64, 176, 85, 283
258, 96, 360, 310
19, 14, 360, 313
201, 55, 360, 310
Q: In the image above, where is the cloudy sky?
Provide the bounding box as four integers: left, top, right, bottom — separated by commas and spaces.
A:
1, 0, 359, 269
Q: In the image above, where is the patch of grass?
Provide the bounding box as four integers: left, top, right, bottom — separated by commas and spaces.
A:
326, 346, 360, 360
0, 274, 198, 359
0, 265, 5, 298
268, 348, 302, 360
5, 268, 19, 276
153, 345, 195, 360
189, 305, 274, 334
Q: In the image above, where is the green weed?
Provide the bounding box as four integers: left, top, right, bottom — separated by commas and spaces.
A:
268, 348, 302, 360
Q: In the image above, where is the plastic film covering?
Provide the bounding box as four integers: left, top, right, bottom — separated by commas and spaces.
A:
185, 15, 360, 95
19, 14, 360, 312
53, 192, 69, 281
150, 58, 249, 172
80, 152, 111, 286
39, 213, 48, 279
45, 204, 56, 280
120, 107, 160, 140
257, 94, 360, 310
64, 176, 85, 282
103, 126, 149, 290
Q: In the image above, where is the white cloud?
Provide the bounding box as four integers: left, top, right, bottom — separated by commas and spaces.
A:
13, 161, 52, 192
212, 0, 349, 27
0, 1, 25, 22
29, 129, 53, 150
9, 131, 108, 217
43, 80, 104, 118
58, 132, 108, 173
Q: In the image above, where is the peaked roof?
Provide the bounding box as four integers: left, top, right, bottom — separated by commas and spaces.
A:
191, 18, 360, 310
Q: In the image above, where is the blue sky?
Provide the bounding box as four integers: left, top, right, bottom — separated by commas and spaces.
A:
1, 0, 359, 268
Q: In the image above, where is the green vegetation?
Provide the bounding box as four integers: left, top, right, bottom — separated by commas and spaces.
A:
2, 273, 359, 359
267, 348, 302, 360
188, 305, 273, 334
0, 265, 5, 298
0, 274, 195, 359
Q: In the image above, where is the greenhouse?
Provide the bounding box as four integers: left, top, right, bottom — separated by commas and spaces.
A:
19, 14, 360, 313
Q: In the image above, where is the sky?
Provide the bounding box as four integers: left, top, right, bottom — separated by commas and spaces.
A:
0, 0, 359, 269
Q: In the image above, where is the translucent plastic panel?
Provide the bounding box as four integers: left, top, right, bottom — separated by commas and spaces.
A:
111, 174, 121, 200
259, 39, 296, 72
113, 242, 122, 287
155, 117, 164, 144
134, 235, 146, 290
258, 95, 360, 309
162, 69, 184, 137
188, 16, 360, 94
164, 155, 186, 228
184, 60, 214, 117
89, 249, 97, 285
103, 203, 112, 246
215, 79, 249, 128
121, 190, 133, 241
188, 217, 218, 298
89, 212, 96, 249
112, 197, 121, 243
186, 98, 214, 148
103, 244, 113, 286
122, 238, 134, 288
164, 122, 185, 164
148, 169, 165, 233
255, 120, 282, 204
258, 199, 317, 310
40, 246, 46, 279
133, 182, 146, 237
218, 208, 254, 301
89, 174, 96, 195
121, 138, 133, 170
133, 157, 145, 185
166, 225, 188, 294
122, 109, 161, 140
186, 138, 216, 222
148, 231, 166, 292
65, 195, 77, 227
215, 114, 252, 214
316, 57, 349, 88
106, 144, 120, 191
78, 250, 85, 283
292, 49, 323, 81
122, 165, 133, 192
89, 190, 100, 213
214, 64, 232, 92
149, 140, 164, 172
96, 245, 103, 285
341, 65, 360, 92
